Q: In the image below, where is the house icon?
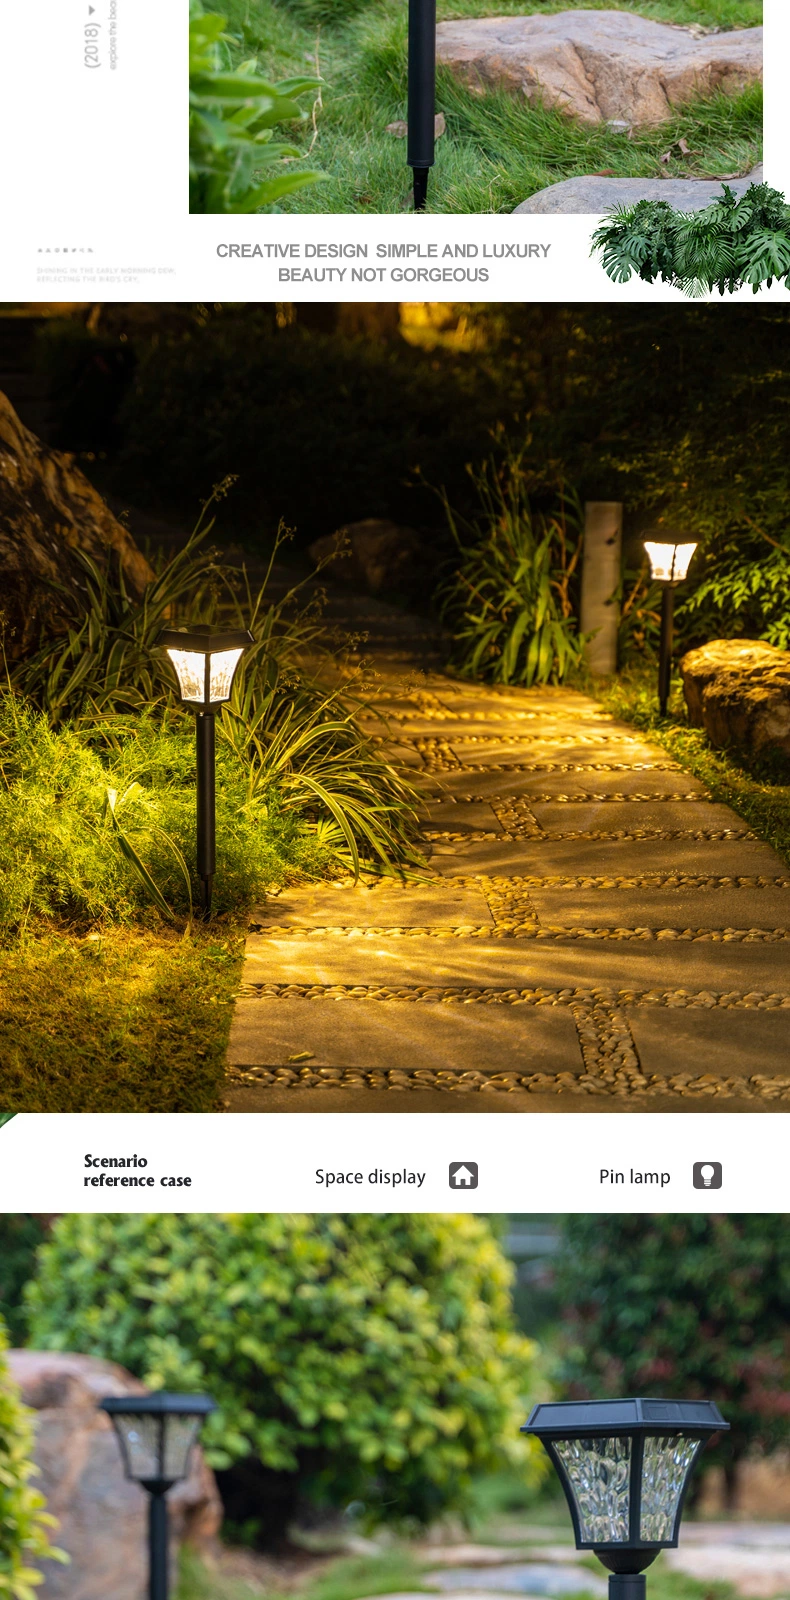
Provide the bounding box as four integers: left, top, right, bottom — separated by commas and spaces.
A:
449, 1162, 478, 1190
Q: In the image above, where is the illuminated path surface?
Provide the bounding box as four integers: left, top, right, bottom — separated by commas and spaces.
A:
224, 592, 790, 1113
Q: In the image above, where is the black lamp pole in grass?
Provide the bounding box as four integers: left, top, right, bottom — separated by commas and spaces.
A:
100, 1394, 217, 1600
408, 0, 436, 208
158, 624, 253, 916
643, 540, 698, 716
522, 1398, 728, 1600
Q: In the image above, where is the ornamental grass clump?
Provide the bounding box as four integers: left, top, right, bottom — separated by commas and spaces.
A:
2, 495, 422, 926
0, 1320, 66, 1600
593, 182, 790, 298
437, 442, 586, 685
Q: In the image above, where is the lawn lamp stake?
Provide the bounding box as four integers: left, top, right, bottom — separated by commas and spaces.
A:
643, 539, 698, 716
100, 1393, 217, 1600
158, 625, 253, 916
408, 0, 436, 208
522, 1398, 728, 1600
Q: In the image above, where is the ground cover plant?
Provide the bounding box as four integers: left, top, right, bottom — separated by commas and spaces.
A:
210, 0, 761, 214
593, 182, 790, 296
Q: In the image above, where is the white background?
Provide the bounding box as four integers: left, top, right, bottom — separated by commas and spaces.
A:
0, 0, 783, 301
0, 1113, 781, 1211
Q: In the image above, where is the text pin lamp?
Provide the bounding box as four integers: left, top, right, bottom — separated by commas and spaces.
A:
408, 0, 437, 209
100, 1393, 217, 1600
522, 1398, 728, 1600
643, 539, 697, 716
157, 625, 253, 916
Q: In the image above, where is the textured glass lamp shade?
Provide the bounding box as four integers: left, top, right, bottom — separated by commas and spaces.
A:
522, 1400, 727, 1570
157, 627, 253, 707
100, 1394, 216, 1490
644, 542, 698, 584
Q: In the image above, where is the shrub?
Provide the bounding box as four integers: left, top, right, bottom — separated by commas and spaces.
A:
592, 182, 790, 298
0, 1319, 65, 1599
189, 3, 323, 213
26, 1214, 542, 1539
554, 1215, 790, 1502
437, 442, 586, 685
0, 1221, 47, 1348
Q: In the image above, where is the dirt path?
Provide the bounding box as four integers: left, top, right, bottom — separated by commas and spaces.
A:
224, 595, 790, 1113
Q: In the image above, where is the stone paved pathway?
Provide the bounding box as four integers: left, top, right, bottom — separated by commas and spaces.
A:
225, 596, 790, 1112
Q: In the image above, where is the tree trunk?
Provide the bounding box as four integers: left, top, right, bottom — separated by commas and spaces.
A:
0, 389, 154, 660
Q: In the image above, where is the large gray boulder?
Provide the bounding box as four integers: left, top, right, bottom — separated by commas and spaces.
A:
309, 518, 425, 598
435, 12, 762, 127
514, 164, 762, 215
680, 639, 790, 760
8, 1350, 222, 1600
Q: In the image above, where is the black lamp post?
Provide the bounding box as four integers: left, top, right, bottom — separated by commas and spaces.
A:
100, 1393, 217, 1600
643, 540, 698, 717
408, 0, 436, 209
522, 1398, 727, 1600
157, 624, 253, 916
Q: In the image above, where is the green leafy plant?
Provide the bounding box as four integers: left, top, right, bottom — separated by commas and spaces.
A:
0, 1320, 66, 1599
189, 3, 323, 213
592, 183, 790, 298
555, 1215, 790, 1503
436, 443, 586, 685
26, 1214, 543, 1540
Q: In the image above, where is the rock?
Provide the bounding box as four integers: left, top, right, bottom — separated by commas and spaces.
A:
514, 164, 763, 214
0, 391, 155, 659
309, 519, 426, 598
435, 12, 762, 127
8, 1350, 222, 1600
679, 639, 790, 760
386, 113, 446, 137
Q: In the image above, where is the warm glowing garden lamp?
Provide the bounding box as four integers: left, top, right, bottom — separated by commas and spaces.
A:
157, 624, 253, 915
100, 1393, 217, 1600
643, 539, 698, 716
408, 0, 436, 209
522, 1399, 727, 1600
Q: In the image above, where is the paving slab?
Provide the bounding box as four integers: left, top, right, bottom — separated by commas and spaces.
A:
529, 799, 746, 834
428, 838, 787, 878
628, 1007, 790, 1078
239, 932, 790, 993
227, 995, 582, 1071
529, 886, 790, 931
429, 1567, 605, 1597
252, 881, 493, 930
429, 769, 703, 800
424, 800, 503, 832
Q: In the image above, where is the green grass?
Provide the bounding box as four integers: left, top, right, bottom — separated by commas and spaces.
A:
595, 665, 790, 873
220, 0, 762, 213
0, 923, 245, 1111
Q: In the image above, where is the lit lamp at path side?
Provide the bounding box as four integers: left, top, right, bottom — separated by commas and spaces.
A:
643, 539, 698, 716
408, 0, 436, 209
100, 1393, 217, 1600
157, 624, 253, 916
522, 1399, 728, 1600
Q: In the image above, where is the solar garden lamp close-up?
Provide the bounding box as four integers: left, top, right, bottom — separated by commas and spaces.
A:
157, 624, 253, 916
100, 1393, 217, 1600
522, 1398, 729, 1600
408, 0, 437, 209
643, 539, 698, 716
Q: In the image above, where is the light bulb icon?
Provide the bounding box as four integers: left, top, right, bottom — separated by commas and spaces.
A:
693, 1161, 722, 1190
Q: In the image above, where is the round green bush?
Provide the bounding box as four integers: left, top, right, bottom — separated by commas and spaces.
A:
26, 1214, 541, 1530
0, 1319, 65, 1599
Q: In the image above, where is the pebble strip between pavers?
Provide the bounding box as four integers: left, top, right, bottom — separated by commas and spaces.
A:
226, 667, 790, 1107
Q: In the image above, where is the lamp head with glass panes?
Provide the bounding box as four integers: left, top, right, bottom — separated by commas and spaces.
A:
157, 626, 253, 709
643, 541, 698, 587
100, 1394, 217, 1493
522, 1400, 727, 1578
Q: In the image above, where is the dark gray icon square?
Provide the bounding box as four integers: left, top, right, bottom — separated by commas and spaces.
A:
693, 1161, 722, 1190
449, 1162, 478, 1190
